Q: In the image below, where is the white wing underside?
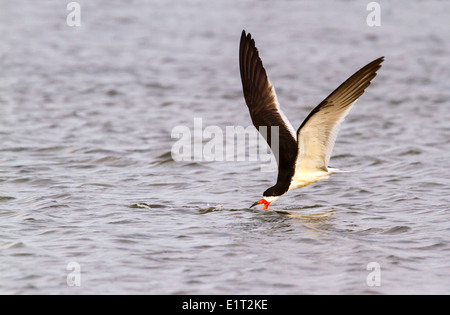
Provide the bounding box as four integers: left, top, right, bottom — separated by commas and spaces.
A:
295, 100, 357, 174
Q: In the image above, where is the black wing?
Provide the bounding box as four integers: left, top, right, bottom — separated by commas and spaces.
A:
239, 30, 298, 180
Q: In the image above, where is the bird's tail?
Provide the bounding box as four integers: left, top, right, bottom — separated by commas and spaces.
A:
327, 167, 360, 174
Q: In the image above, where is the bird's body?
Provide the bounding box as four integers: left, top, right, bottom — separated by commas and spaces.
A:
289, 169, 332, 190
239, 30, 384, 210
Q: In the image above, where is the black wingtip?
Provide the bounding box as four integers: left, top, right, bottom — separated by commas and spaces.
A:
241, 29, 253, 42
371, 56, 385, 68
368, 56, 385, 77
241, 29, 248, 40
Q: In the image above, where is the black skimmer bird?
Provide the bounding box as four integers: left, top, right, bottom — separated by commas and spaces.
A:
239, 30, 384, 210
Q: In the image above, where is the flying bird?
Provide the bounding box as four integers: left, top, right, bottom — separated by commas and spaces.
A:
239, 30, 384, 210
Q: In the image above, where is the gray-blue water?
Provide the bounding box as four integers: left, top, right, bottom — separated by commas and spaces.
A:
0, 0, 449, 294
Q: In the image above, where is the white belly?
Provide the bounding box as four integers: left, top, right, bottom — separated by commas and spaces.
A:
288, 171, 332, 191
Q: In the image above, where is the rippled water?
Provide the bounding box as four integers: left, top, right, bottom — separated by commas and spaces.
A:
1, 0, 449, 294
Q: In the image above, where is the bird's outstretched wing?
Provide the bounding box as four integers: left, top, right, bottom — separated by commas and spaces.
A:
239, 30, 298, 173
295, 56, 384, 173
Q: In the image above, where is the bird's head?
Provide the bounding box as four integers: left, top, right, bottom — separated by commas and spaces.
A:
249, 195, 280, 210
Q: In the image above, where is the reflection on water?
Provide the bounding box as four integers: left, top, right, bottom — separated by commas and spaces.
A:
283, 209, 336, 233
